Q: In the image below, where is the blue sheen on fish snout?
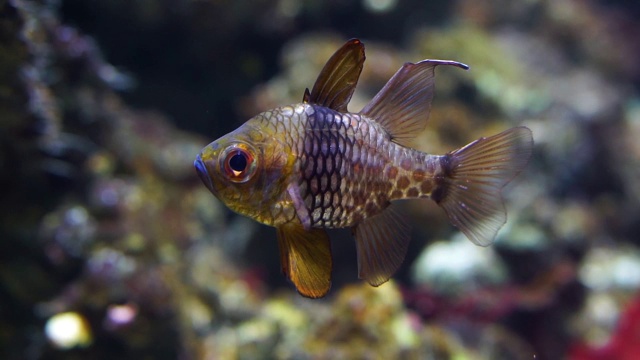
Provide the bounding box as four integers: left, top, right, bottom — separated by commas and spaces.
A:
194, 154, 215, 193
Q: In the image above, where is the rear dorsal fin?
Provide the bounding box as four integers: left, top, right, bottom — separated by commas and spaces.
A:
360, 60, 468, 145
303, 38, 365, 112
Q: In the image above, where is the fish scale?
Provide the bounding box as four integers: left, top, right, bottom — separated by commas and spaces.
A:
272, 103, 442, 228
251, 102, 453, 228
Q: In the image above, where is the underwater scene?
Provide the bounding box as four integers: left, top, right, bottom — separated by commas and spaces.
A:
1, 0, 640, 359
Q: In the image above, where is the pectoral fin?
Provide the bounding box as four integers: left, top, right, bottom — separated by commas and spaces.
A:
303, 38, 365, 112
287, 183, 311, 230
277, 224, 332, 298
352, 205, 411, 286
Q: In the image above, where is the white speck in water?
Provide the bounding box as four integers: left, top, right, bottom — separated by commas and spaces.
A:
45, 312, 92, 349
106, 303, 138, 326
65, 206, 88, 226
362, 0, 398, 13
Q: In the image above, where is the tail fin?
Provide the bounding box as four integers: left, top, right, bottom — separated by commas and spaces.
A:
433, 126, 533, 246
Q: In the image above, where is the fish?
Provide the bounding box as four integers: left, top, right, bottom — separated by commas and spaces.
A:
194, 39, 533, 298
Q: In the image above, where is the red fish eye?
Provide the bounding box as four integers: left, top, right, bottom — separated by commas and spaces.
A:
223, 147, 255, 183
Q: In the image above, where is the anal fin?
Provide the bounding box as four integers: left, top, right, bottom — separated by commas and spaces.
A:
352, 205, 411, 287
277, 224, 332, 298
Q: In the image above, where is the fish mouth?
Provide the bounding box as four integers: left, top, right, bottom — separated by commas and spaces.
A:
194, 154, 215, 193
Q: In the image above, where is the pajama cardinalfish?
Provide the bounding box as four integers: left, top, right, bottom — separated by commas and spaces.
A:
194, 39, 533, 298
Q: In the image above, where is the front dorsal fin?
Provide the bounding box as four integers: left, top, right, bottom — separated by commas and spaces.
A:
277, 224, 332, 298
360, 60, 469, 145
302, 38, 365, 112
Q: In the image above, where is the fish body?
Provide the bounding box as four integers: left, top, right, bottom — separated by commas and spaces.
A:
195, 39, 533, 298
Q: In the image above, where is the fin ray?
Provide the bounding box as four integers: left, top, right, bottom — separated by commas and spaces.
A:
304, 38, 365, 112
360, 60, 468, 144
353, 205, 411, 286
277, 224, 332, 298
434, 126, 533, 246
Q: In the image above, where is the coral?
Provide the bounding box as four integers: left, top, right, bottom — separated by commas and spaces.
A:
570, 294, 640, 360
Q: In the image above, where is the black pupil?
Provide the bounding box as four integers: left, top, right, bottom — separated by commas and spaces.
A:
228, 151, 247, 172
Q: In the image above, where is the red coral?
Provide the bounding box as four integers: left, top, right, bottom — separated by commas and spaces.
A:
569, 293, 640, 360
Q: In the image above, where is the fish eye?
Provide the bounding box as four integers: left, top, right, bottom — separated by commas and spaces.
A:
228, 151, 247, 173
221, 144, 257, 183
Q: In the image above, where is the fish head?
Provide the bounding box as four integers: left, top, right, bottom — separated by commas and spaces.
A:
194, 117, 293, 225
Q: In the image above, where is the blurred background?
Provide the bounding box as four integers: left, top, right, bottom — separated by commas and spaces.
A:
2, 0, 640, 359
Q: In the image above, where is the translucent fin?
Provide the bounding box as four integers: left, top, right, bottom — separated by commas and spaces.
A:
352, 205, 411, 286
303, 38, 365, 112
433, 126, 533, 246
277, 224, 332, 298
360, 60, 468, 144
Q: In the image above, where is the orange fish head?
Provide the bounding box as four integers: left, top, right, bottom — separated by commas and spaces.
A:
194, 120, 293, 226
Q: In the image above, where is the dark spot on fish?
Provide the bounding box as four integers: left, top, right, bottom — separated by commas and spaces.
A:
397, 176, 410, 189
383, 182, 392, 194
373, 182, 382, 194
365, 201, 378, 215
407, 187, 419, 198
387, 166, 398, 179
391, 189, 403, 199
412, 169, 425, 182
432, 154, 454, 204
353, 191, 366, 207
440, 154, 455, 177
421, 180, 432, 195
431, 186, 445, 204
